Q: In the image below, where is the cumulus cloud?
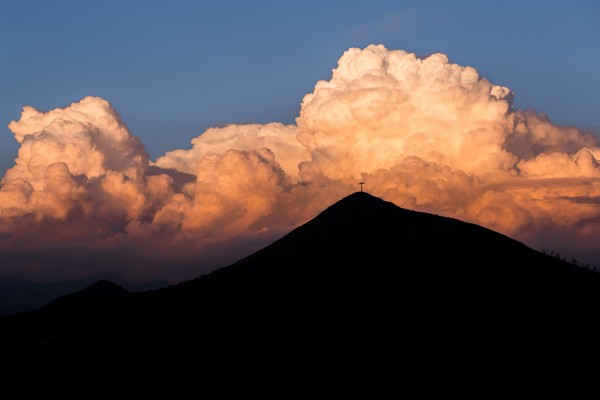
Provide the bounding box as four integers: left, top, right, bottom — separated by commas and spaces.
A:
295, 45, 600, 262
155, 123, 308, 180
154, 147, 289, 236
6, 96, 148, 186
1, 45, 599, 282
296, 47, 516, 181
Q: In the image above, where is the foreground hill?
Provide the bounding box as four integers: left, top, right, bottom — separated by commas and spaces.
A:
2, 192, 599, 348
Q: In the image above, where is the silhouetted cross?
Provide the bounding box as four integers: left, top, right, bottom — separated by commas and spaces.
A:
358, 181, 365, 192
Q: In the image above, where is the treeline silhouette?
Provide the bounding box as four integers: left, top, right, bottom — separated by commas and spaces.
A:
541, 249, 598, 273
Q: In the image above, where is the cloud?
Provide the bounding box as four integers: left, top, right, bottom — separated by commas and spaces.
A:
296, 46, 516, 181
1, 45, 599, 281
6, 96, 148, 186
154, 147, 289, 236
0, 97, 169, 260
295, 45, 600, 262
155, 123, 308, 180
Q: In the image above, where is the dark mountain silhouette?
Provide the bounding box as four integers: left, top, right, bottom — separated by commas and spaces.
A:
2, 192, 599, 349
0, 272, 169, 316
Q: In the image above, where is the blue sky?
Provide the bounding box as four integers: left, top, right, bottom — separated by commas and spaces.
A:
1, 0, 599, 174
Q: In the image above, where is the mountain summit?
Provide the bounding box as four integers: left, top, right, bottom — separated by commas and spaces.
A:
2, 192, 599, 347
168, 191, 599, 315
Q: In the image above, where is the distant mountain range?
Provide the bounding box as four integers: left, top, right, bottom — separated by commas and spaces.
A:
0, 272, 169, 316
2, 192, 599, 349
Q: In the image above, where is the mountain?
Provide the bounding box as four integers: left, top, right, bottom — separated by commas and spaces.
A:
2, 192, 599, 349
0, 272, 169, 316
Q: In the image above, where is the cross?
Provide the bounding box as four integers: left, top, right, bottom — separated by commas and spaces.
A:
358, 181, 365, 192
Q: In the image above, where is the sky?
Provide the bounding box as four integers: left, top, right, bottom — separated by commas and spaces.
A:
1, 1, 599, 282
2, 1, 599, 172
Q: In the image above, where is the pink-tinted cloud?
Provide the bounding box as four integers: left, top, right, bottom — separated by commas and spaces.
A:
2, 45, 599, 282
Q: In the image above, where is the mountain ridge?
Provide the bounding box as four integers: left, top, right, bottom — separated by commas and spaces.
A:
2, 192, 599, 348
0, 272, 169, 316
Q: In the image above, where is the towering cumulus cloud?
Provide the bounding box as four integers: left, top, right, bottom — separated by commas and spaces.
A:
3, 98, 140, 221
2, 45, 599, 281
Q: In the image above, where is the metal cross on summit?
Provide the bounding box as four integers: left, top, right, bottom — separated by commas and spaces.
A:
358, 181, 365, 192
